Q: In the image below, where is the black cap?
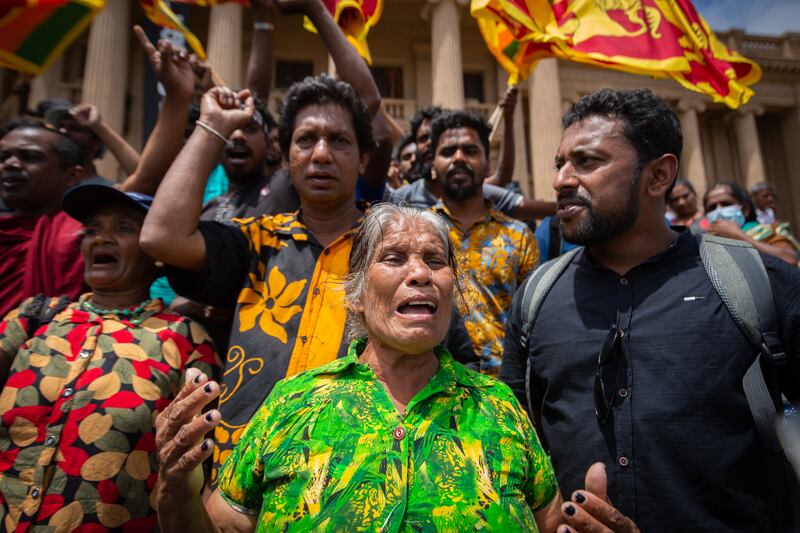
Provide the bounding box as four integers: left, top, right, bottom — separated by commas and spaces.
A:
62, 184, 153, 223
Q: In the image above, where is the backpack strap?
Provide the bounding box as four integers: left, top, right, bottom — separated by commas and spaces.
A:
19, 294, 71, 339
697, 234, 786, 452
520, 248, 581, 415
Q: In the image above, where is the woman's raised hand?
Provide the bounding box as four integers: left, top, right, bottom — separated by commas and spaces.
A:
155, 368, 221, 502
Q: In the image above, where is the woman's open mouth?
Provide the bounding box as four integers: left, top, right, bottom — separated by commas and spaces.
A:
396, 299, 437, 318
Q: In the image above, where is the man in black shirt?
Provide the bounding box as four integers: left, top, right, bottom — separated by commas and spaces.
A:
501, 88, 800, 532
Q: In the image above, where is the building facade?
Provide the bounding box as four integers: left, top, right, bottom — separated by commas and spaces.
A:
2, 0, 799, 228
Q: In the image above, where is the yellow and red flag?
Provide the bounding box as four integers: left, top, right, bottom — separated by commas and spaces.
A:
471, 0, 761, 108
139, 0, 206, 59
0, 0, 104, 74
303, 0, 383, 64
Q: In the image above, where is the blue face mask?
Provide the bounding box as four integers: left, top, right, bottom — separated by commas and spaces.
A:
706, 204, 745, 227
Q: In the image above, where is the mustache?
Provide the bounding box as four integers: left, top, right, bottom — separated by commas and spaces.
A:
445, 163, 474, 179
557, 189, 590, 206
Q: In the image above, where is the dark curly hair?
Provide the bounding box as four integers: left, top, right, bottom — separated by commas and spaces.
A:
409, 106, 443, 141
563, 88, 682, 173
392, 133, 415, 161
429, 110, 491, 158
277, 74, 375, 157
1, 118, 85, 169
704, 181, 757, 223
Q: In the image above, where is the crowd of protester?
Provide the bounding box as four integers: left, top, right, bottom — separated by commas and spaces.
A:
0, 0, 798, 531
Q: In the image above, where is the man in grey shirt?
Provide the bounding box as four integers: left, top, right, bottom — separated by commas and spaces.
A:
388, 105, 553, 218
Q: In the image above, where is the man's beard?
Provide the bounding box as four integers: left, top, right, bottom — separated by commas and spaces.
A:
560, 167, 641, 247
442, 165, 481, 201
224, 162, 264, 185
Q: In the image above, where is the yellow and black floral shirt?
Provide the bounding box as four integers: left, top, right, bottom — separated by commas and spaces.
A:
168, 212, 358, 481
435, 202, 539, 376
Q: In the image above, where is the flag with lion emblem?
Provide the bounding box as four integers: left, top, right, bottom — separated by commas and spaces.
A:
471, 0, 761, 108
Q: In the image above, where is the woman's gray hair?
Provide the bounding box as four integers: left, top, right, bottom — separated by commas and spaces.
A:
344, 203, 461, 341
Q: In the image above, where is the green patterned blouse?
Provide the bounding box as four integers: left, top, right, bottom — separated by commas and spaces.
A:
217, 338, 557, 532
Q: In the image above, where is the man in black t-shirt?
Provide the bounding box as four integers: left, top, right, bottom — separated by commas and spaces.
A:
501, 88, 800, 532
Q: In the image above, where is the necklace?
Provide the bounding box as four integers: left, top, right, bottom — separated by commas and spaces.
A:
81, 299, 152, 325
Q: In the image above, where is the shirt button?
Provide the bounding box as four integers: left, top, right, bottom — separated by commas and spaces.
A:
618, 388, 628, 398
79, 349, 92, 359
45, 435, 58, 447
620, 278, 629, 285
324, 249, 330, 255
62, 388, 74, 398
301, 336, 307, 344
313, 288, 320, 296
30, 487, 40, 499
618, 456, 630, 467
392, 427, 406, 441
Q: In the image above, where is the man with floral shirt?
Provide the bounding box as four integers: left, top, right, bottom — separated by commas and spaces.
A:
431, 110, 539, 376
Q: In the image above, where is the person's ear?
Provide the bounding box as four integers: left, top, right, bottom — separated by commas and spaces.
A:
65, 164, 85, 188
359, 152, 370, 175
644, 154, 678, 200
430, 168, 437, 181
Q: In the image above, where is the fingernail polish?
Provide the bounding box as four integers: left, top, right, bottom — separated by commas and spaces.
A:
205, 412, 214, 423
565, 505, 576, 516
574, 492, 586, 504
193, 374, 202, 384
204, 384, 213, 394
201, 440, 209, 452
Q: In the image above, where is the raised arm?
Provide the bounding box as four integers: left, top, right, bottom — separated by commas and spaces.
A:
485, 86, 518, 187
118, 26, 195, 194
71, 104, 140, 176
275, 0, 381, 117
139, 87, 254, 271
246, 0, 275, 101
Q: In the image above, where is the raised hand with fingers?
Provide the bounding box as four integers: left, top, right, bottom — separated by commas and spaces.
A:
70, 103, 101, 130
558, 463, 640, 533
197, 87, 256, 141
133, 25, 195, 99
155, 367, 221, 501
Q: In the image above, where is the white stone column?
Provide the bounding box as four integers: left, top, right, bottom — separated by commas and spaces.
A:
497, 67, 531, 195
81, 0, 130, 180
733, 104, 767, 190
207, 3, 243, 88
430, 0, 464, 109
677, 99, 708, 195
528, 59, 562, 201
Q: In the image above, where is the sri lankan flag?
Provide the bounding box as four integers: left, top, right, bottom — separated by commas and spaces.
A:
303, 0, 383, 64
140, 0, 206, 59
0, 0, 104, 74
471, 0, 761, 108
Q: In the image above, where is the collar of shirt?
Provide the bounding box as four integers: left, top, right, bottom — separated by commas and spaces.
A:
433, 199, 503, 232
235, 210, 364, 247
71, 293, 165, 324
575, 226, 693, 273
306, 337, 488, 400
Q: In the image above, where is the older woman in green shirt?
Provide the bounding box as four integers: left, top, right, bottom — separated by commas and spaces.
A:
153, 204, 604, 532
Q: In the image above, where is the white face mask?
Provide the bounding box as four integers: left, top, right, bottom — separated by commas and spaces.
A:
706, 204, 745, 227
